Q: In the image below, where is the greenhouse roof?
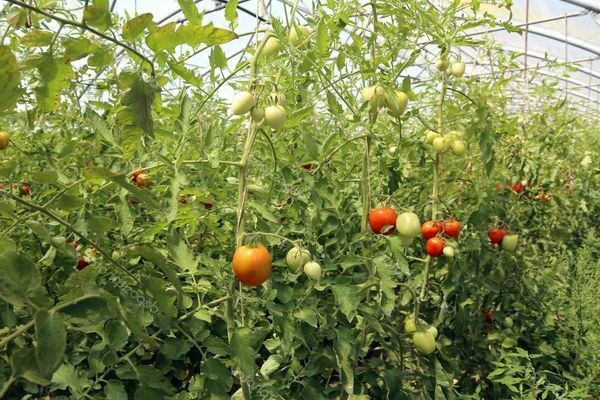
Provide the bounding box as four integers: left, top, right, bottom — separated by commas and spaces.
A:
102, 0, 600, 117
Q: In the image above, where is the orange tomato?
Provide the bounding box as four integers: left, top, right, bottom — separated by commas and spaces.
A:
232, 245, 272, 286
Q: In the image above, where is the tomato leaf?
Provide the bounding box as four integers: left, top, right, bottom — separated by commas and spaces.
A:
122, 13, 153, 41
35, 309, 67, 377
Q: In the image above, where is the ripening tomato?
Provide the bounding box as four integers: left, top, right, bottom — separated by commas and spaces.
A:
71, 240, 79, 249
535, 193, 550, 201
21, 183, 30, 196
178, 196, 189, 204
134, 173, 151, 188
77, 258, 89, 271
421, 221, 441, 240
232, 245, 272, 286
302, 163, 315, 170
510, 180, 524, 193
442, 220, 461, 238
0, 131, 10, 150
488, 227, 507, 245
202, 202, 214, 210
426, 237, 445, 257
131, 170, 144, 181
369, 208, 397, 235
484, 309, 494, 324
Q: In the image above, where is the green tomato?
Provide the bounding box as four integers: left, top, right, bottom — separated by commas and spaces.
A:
286, 247, 311, 272
443, 246, 455, 258
303, 261, 322, 280
502, 234, 519, 252
288, 25, 311, 47
398, 235, 414, 247
396, 212, 421, 238
451, 140, 466, 156
503, 316, 514, 328
412, 331, 437, 354
426, 326, 438, 338
387, 90, 409, 117
404, 317, 417, 333
264, 105, 287, 130
433, 137, 447, 153
250, 106, 264, 122
435, 57, 449, 71
426, 130, 440, 144
230, 91, 255, 115
263, 36, 281, 58
451, 61, 466, 78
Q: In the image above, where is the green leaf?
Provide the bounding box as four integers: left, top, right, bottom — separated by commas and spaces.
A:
331, 283, 361, 322
377, 260, 397, 316
294, 308, 318, 328
29, 170, 59, 184
326, 91, 343, 115
316, 19, 329, 53
53, 193, 86, 211
88, 215, 118, 236
105, 380, 128, 400
224, 0, 239, 28
334, 328, 355, 396
63, 37, 93, 61
11, 348, 51, 385
260, 355, 282, 378
52, 363, 90, 393
167, 229, 198, 272
178, 0, 203, 25
35, 309, 67, 377
0, 247, 43, 306
145, 22, 237, 53
21, 30, 54, 47
117, 77, 158, 134
168, 61, 203, 88
209, 45, 227, 69
0, 45, 22, 113
35, 53, 76, 112
231, 327, 255, 377
85, 108, 117, 146
84, 0, 112, 31
203, 358, 232, 395
122, 13, 153, 41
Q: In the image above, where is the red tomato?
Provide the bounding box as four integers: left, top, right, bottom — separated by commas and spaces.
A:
77, 258, 89, 271
21, 183, 30, 196
232, 245, 272, 286
443, 220, 461, 238
426, 237, 445, 257
484, 309, 494, 324
369, 208, 397, 235
202, 202, 214, 210
127, 198, 138, 205
509, 180, 524, 193
131, 170, 144, 180
488, 227, 507, 245
302, 163, 315, 170
421, 221, 442, 240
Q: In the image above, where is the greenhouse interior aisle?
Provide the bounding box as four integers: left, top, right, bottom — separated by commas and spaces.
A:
0, 0, 598, 398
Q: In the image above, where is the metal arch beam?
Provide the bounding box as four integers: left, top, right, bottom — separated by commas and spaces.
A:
501, 45, 600, 81
525, 24, 600, 57
561, 0, 600, 13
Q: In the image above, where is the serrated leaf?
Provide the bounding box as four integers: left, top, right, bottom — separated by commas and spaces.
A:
117, 77, 158, 134
209, 45, 227, 69
145, 22, 237, 53
334, 328, 355, 396
231, 327, 255, 377
35, 309, 67, 377
85, 108, 117, 145
83, 0, 112, 31
260, 355, 282, 378
122, 13, 153, 41
331, 283, 361, 322
168, 61, 203, 88
178, 0, 203, 25
35, 53, 75, 112
224, 0, 239, 28
52, 363, 90, 392
105, 380, 128, 400
166, 230, 198, 273
21, 30, 55, 47
0, 247, 43, 306
0, 45, 22, 113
